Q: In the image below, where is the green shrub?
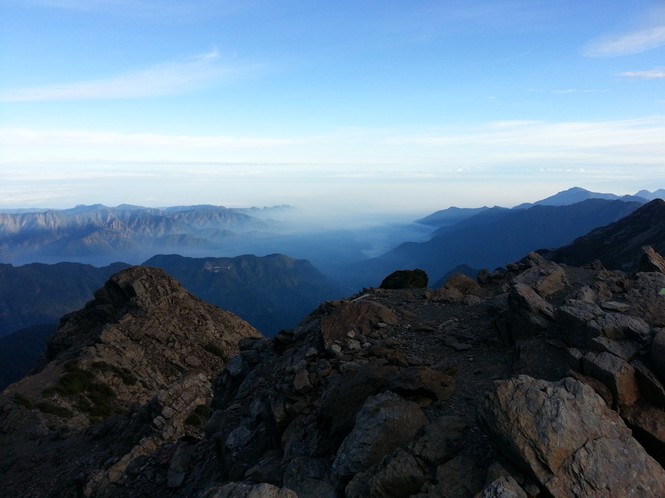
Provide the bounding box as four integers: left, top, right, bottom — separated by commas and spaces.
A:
185, 404, 211, 427
36, 401, 73, 418
91, 361, 137, 386
13, 393, 32, 409
203, 342, 226, 360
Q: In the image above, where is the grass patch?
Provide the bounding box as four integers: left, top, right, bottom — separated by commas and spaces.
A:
185, 404, 211, 427
13, 393, 33, 409
37, 401, 73, 418
42, 360, 120, 421
90, 361, 137, 386
203, 342, 227, 360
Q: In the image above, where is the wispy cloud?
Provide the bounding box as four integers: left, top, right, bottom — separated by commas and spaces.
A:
25, 0, 226, 18
584, 25, 665, 57
619, 68, 665, 80
0, 50, 254, 102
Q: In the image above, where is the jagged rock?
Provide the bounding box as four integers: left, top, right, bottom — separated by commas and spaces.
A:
569, 370, 614, 407
387, 365, 457, 403
626, 272, 665, 327
0, 267, 261, 497
557, 300, 650, 349
479, 476, 528, 498
320, 301, 399, 352
514, 255, 567, 298
443, 273, 483, 295
514, 339, 571, 381
650, 329, 665, 384
167, 440, 196, 488
601, 301, 630, 312
346, 448, 426, 498
201, 482, 297, 498
582, 352, 640, 407
622, 403, 665, 466
424, 453, 486, 498
7, 248, 665, 498
283, 457, 337, 498
346, 416, 466, 498
496, 284, 554, 344
332, 391, 428, 478
633, 360, 665, 408
380, 269, 428, 289
479, 375, 665, 497
638, 246, 665, 274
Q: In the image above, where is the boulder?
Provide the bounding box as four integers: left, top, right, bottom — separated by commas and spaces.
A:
332, 391, 428, 478
380, 269, 428, 289
514, 256, 567, 298
556, 300, 651, 349
479, 375, 665, 497
320, 301, 399, 352
201, 482, 297, 498
283, 457, 337, 498
622, 404, 665, 467
638, 246, 665, 274
479, 476, 528, 498
650, 329, 665, 384
582, 352, 640, 407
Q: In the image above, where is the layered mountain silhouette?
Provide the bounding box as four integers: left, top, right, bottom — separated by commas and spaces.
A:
345, 198, 643, 287
143, 253, 343, 336
543, 199, 665, 271
0, 261, 130, 336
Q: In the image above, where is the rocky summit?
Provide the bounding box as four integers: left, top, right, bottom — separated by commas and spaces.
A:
3, 252, 665, 497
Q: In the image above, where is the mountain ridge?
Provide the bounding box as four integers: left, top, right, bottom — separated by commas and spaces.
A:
3, 244, 665, 496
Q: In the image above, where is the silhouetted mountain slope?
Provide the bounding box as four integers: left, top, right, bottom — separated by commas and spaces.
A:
0, 261, 129, 337
0, 324, 56, 390
0, 204, 271, 265
416, 206, 492, 228
143, 253, 344, 336
347, 199, 642, 287
512, 186, 636, 209
544, 199, 665, 271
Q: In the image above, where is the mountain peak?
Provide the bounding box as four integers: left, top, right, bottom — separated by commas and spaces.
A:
1, 266, 261, 495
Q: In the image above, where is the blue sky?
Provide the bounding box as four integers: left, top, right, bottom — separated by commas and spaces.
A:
1, 0, 664, 217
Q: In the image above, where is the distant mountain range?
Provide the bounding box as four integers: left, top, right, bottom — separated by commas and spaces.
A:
143, 253, 343, 336
0, 204, 275, 266
0, 261, 130, 336
416, 186, 653, 229
345, 197, 645, 287
544, 199, 665, 271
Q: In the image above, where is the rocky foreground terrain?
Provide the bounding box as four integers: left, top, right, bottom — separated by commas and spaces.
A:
3, 246, 665, 497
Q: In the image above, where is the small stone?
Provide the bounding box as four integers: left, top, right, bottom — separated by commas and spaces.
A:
601, 301, 630, 313
330, 344, 342, 354
305, 347, 318, 358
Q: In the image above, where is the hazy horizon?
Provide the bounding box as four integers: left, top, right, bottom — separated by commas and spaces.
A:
2, 1, 664, 214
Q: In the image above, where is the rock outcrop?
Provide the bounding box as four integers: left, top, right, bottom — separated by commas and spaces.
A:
0, 266, 261, 497
4, 247, 665, 497
479, 375, 665, 497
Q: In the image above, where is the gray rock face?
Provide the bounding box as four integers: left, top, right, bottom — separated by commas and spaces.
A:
582, 352, 640, 407
639, 246, 665, 274
332, 391, 428, 478
201, 482, 297, 498
480, 476, 528, 498
479, 375, 665, 497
